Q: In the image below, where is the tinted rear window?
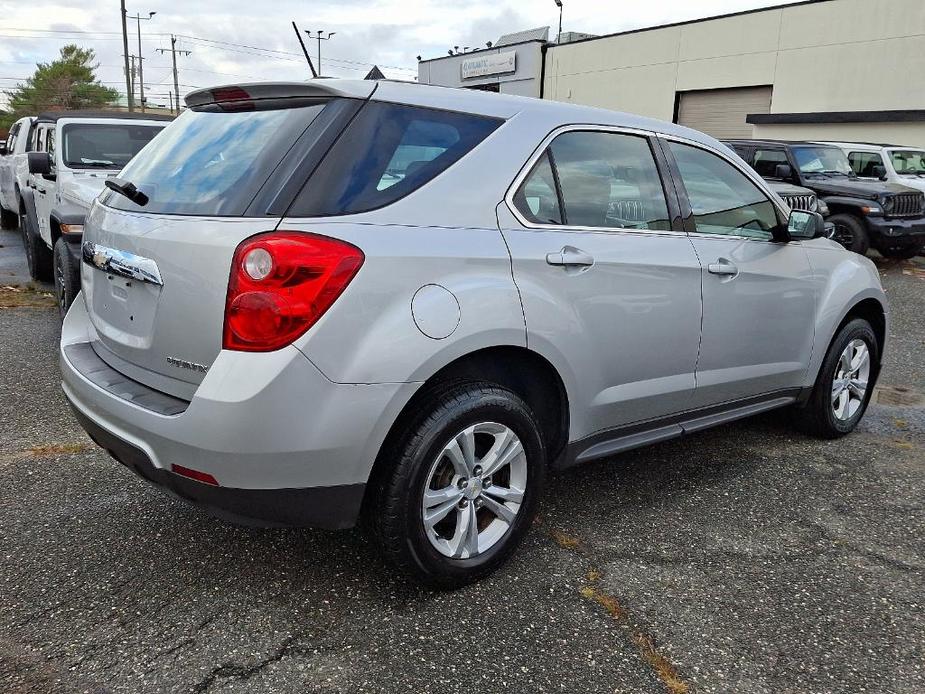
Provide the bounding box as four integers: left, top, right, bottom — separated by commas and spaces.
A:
290, 101, 502, 216
101, 101, 329, 216
62, 123, 163, 170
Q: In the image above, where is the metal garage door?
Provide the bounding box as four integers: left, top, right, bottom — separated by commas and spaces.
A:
676, 87, 772, 139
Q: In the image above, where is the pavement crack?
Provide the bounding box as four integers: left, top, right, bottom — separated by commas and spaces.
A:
192, 635, 310, 693
545, 528, 693, 694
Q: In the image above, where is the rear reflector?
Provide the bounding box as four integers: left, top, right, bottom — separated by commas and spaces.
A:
223, 231, 364, 352
171, 464, 219, 486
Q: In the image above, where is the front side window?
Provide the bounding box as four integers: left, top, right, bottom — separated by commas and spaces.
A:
46, 129, 56, 169
7, 123, 19, 150
62, 123, 162, 170
847, 151, 885, 177
291, 102, 501, 216
753, 148, 789, 178
792, 146, 853, 176
888, 149, 925, 175
668, 141, 779, 241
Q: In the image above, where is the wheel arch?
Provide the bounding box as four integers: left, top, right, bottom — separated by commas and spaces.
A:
363, 345, 571, 513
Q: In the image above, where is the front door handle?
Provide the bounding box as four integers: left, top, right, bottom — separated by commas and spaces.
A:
546, 246, 595, 268
707, 259, 738, 276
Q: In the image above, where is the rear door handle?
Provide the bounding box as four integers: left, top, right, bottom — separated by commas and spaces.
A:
707, 259, 738, 276
546, 246, 595, 268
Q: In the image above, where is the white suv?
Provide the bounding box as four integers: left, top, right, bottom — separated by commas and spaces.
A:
824, 141, 925, 195
21, 111, 168, 315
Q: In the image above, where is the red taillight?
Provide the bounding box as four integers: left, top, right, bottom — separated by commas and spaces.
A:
223, 231, 364, 352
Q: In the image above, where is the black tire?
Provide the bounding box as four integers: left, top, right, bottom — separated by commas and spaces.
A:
827, 213, 870, 255
794, 318, 878, 439
0, 205, 16, 230
53, 238, 80, 320
21, 208, 52, 282
368, 382, 546, 589
878, 244, 922, 260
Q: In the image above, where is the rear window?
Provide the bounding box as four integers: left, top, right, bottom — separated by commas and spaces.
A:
62, 123, 163, 170
101, 101, 329, 216
289, 101, 502, 216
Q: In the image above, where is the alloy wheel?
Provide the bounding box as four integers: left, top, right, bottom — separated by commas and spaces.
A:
422, 422, 527, 559
831, 339, 870, 421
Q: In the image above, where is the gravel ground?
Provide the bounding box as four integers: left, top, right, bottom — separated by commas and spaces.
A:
0, 254, 922, 694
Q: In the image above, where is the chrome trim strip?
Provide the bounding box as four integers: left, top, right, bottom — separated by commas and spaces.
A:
81, 242, 164, 286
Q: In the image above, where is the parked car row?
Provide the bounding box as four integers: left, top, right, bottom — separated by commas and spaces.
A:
56, 80, 886, 587
0, 111, 170, 315
726, 139, 925, 259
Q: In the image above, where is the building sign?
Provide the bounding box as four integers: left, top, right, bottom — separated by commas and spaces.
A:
460, 51, 517, 79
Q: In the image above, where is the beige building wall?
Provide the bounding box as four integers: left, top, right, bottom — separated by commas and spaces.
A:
543, 0, 925, 143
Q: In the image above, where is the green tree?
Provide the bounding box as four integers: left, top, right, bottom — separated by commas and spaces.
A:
1, 45, 119, 128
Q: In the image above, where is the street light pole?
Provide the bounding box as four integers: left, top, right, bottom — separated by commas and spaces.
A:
554, 0, 563, 40
128, 10, 156, 112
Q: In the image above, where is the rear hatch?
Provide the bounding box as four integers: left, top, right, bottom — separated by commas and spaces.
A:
80, 82, 372, 399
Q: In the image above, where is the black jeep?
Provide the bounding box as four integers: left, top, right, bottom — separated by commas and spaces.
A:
726, 139, 925, 258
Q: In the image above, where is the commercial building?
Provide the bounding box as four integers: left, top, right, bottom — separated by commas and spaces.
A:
419, 0, 925, 147
544, 0, 925, 146
416, 27, 549, 98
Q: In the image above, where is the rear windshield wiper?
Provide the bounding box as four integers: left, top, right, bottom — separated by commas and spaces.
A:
104, 177, 149, 206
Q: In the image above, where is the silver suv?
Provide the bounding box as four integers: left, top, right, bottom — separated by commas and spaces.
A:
61, 81, 887, 588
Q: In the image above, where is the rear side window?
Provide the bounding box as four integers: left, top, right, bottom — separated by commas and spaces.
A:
102, 101, 329, 216
290, 102, 501, 216
513, 130, 670, 231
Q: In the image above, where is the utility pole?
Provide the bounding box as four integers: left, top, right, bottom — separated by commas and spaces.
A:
120, 1, 133, 111
156, 36, 191, 115
129, 55, 137, 104
127, 10, 156, 112
304, 30, 336, 77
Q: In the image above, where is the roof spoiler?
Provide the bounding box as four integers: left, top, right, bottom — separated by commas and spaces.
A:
184, 80, 376, 108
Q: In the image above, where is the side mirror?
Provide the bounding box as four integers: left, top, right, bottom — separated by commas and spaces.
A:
774, 163, 793, 180
787, 209, 826, 240
27, 151, 51, 175
872, 164, 887, 180
0, 142, 7, 156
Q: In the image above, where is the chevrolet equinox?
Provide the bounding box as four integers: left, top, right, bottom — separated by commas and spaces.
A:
61, 80, 888, 588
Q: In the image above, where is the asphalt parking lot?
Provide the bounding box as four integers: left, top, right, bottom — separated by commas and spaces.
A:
0, 226, 922, 694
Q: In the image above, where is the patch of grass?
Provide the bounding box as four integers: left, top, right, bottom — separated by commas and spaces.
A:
548, 528, 583, 550
29, 442, 91, 456
0, 284, 56, 309
632, 633, 690, 694
892, 439, 915, 450
586, 568, 602, 583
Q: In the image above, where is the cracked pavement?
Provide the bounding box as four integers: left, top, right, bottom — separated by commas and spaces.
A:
0, 252, 923, 693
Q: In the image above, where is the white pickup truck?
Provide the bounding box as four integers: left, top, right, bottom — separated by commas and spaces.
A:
0, 116, 36, 229
21, 111, 170, 316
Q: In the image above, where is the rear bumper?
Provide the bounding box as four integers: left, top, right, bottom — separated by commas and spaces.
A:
60, 296, 418, 528
865, 216, 925, 245
70, 405, 365, 528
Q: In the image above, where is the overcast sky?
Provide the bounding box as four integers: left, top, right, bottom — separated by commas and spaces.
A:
0, 0, 801, 109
